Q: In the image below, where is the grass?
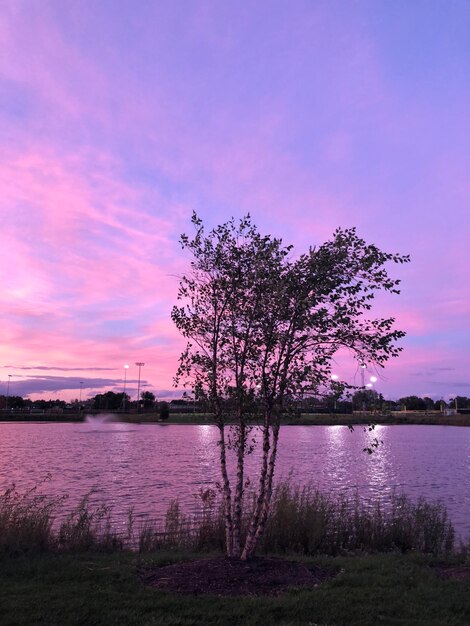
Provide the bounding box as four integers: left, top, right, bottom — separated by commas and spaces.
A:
0, 481, 467, 624
3, 411, 470, 427
261, 483, 455, 556
0, 480, 457, 558
1, 551, 470, 625
137, 412, 470, 427
287, 412, 470, 427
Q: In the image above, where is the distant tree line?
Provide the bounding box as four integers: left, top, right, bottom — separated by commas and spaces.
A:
2, 391, 469, 413
0, 390, 170, 418
306, 391, 470, 412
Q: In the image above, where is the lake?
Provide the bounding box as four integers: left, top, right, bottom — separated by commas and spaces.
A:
1, 421, 469, 538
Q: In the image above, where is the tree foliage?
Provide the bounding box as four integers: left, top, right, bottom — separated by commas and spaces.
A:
353, 389, 383, 411
398, 395, 427, 411
141, 391, 156, 408
172, 213, 409, 559
92, 391, 129, 411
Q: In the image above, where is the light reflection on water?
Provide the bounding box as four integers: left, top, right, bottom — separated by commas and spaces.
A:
1, 422, 469, 537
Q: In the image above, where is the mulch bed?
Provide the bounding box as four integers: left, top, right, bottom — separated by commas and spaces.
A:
140, 556, 335, 596
432, 564, 470, 581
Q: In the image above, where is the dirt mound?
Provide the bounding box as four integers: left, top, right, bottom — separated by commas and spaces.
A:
140, 556, 334, 596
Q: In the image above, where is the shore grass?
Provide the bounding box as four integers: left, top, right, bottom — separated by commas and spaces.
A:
2, 411, 470, 427
1, 551, 470, 625
0, 482, 467, 624
287, 412, 470, 427
123, 412, 470, 427
0, 480, 456, 557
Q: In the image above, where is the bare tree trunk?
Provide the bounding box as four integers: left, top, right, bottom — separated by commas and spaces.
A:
253, 422, 280, 544
218, 423, 234, 557
241, 416, 271, 560
232, 420, 246, 558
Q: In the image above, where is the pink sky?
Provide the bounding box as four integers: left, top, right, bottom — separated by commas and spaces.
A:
1, 1, 469, 402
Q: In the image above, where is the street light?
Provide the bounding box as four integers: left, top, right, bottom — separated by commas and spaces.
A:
135, 362, 145, 412
359, 362, 367, 389
331, 374, 340, 410
370, 376, 377, 383
79, 382, 83, 413
6, 375, 12, 410
122, 364, 129, 411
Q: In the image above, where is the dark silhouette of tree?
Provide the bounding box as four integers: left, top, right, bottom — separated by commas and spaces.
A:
398, 395, 427, 411
92, 391, 129, 411
423, 397, 435, 410
449, 396, 470, 409
353, 389, 382, 411
141, 391, 156, 408
173, 214, 408, 559
159, 401, 170, 420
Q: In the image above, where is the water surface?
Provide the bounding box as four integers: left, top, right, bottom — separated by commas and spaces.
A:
1, 422, 469, 537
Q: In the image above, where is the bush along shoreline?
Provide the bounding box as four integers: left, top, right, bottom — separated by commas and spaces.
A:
0, 478, 458, 558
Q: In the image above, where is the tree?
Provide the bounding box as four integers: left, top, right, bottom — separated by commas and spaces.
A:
352, 389, 382, 411
449, 396, 470, 410
398, 395, 426, 411
159, 401, 170, 420
0, 395, 26, 409
423, 397, 435, 411
141, 391, 156, 408
172, 214, 408, 560
92, 391, 128, 411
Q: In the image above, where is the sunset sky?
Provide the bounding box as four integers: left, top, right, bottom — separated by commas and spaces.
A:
1, 1, 469, 402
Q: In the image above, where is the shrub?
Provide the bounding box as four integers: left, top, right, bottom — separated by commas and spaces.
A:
159, 402, 170, 420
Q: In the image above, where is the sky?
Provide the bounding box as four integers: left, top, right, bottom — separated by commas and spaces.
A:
1, 0, 469, 402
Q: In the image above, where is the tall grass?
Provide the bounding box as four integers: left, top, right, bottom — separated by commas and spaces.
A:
0, 481, 124, 555
260, 482, 455, 555
58, 492, 124, 552
0, 476, 60, 554
0, 479, 456, 557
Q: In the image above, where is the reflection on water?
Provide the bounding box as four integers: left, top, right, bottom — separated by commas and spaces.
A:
1, 422, 469, 537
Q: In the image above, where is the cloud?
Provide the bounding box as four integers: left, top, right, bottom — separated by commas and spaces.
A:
1, 373, 187, 401
0, 2, 469, 402
2, 375, 146, 397
2, 365, 117, 371
432, 381, 470, 389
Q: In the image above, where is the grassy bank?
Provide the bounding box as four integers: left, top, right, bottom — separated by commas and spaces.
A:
1, 551, 470, 625
285, 412, 470, 427
1, 481, 468, 624
2, 411, 470, 427
126, 412, 470, 427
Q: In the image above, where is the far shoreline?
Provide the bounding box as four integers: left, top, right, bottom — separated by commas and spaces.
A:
1, 411, 470, 428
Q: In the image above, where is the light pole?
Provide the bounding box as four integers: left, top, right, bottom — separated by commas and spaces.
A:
122, 364, 129, 411
6, 375, 12, 410
359, 362, 367, 411
331, 374, 339, 411
135, 362, 144, 412
79, 382, 83, 413
360, 362, 366, 388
